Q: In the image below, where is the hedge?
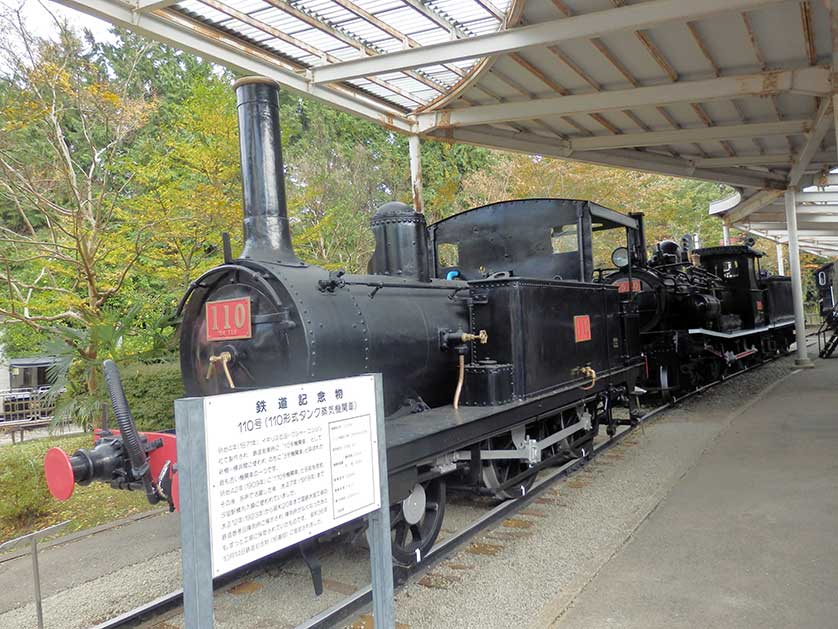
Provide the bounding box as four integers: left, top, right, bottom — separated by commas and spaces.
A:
120, 360, 184, 432
0, 444, 53, 526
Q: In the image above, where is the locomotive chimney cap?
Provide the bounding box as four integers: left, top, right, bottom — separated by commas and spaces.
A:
374, 201, 413, 214
372, 201, 420, 219
232, 75, 280, 90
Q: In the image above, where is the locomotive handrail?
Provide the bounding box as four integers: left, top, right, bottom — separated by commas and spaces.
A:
175, 262, 285, 317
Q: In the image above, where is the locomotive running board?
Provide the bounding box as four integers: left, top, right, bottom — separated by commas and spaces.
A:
687, 321, 794, 338
450, 416, 587, 463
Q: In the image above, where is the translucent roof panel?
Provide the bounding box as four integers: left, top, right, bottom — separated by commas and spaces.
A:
172, 0, 514, 113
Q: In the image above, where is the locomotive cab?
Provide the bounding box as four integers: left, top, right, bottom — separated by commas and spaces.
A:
429, 198, 643, 283
426, 199, 644, 405
694, 246, 766, 330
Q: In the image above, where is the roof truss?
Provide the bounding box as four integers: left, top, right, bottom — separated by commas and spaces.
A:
310, 0, 786, 84
415, 67, 830, 131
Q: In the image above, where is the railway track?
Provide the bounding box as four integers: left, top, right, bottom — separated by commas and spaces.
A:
94, 353, 790, 629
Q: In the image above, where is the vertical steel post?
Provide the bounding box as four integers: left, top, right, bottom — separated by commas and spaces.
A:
31, 538, 43, 629
0, 521, 69, 629
776, 241, 785, 276
834, 93, 838, 159
367, 373, 395, 628
176, 397, 216, 628
784, 188, 814, 367
408, 135, 424, 213
722, 225, 730, 246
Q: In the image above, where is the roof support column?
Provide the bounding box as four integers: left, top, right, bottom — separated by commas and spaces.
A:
722, 225, 731, 246
776, 241, 785, 276
408, 135, 424, 213
784, 188, 814, 367
834, 92, 838, 169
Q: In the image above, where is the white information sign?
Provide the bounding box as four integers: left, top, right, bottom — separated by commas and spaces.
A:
202, 374, 381, 577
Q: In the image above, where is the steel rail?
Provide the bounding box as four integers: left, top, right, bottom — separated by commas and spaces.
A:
93, 352, 789, 629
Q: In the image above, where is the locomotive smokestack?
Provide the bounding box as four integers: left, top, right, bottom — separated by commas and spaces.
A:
233, 77, 300, 264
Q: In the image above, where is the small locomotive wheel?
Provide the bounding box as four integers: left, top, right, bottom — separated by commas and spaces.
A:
390, 477, 446, 566
401, 482, 426, 525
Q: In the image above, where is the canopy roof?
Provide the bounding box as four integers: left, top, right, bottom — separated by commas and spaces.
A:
60, 0, 838, 253
711, 176, 838, 257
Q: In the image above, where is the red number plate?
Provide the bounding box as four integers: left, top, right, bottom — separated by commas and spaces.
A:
574, 315, 592, 343
615, 279, 642, 293
206, 297, 252, 341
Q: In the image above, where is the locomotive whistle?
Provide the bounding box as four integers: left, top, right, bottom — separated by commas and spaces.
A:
206, 351, 236, 389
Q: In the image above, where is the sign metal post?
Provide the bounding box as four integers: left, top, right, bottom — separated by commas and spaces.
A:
367, 373, 394, 627
175, 397, 215, 628
175, 372, 394, 628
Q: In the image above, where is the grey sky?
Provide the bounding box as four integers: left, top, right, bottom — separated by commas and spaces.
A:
16, 0, 115, 43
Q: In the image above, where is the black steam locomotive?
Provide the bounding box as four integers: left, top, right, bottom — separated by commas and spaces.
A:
45, 77, 646, 565
43, 77, 795, 567
815, 261, 838, 358
606, 232, 795, 395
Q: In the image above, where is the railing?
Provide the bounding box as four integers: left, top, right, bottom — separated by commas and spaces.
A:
0, 521, 70, 629
0, 387, 56, 423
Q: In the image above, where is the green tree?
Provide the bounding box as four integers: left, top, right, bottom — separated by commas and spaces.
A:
0, 8, 156, 422
128, 75, 241, 287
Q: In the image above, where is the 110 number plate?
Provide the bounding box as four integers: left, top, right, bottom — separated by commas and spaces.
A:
206, 297, 252, 341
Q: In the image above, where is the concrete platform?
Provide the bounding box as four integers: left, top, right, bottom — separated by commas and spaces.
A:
553, 358, 838, 629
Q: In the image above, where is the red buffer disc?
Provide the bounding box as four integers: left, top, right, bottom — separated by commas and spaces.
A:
44, 448, 75, 501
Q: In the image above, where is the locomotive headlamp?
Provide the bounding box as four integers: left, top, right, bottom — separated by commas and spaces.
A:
611, 246, 630, 268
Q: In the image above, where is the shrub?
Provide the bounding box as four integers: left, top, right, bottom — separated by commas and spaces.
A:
120, 361, 184, 432
0, 445, 52, 526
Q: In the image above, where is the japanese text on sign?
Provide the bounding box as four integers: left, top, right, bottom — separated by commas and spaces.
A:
203, 375, 380, 577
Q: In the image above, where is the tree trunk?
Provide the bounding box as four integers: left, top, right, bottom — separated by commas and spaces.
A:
83, 344, 107, 430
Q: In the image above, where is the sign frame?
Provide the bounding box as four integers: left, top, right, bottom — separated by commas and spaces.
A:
175, 372, 394, 628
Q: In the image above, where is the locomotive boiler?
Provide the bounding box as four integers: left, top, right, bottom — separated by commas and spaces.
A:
44, 77, 646, 565
178, 77, 470, 417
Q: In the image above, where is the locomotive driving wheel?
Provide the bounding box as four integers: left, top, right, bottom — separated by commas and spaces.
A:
390, 477, 446, 566
481, 428, 537, 500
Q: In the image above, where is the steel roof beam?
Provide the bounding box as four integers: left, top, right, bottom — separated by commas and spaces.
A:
796, 204, 838, 212
416, 67, 830, 131
782, 229, 838, 236
723, 189, 785, 224
135, 0, 177, 10
749, 211, 838, 222
432, 127, 785, 189
788, 97, 834, 186
750, 221, 838, 230
795, 191, 838, 202
53, 0, 414, 132
695, 152, 834, 168
732, 223, 838, 248
570, 119, 812, 152
311, 0, 786, 84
